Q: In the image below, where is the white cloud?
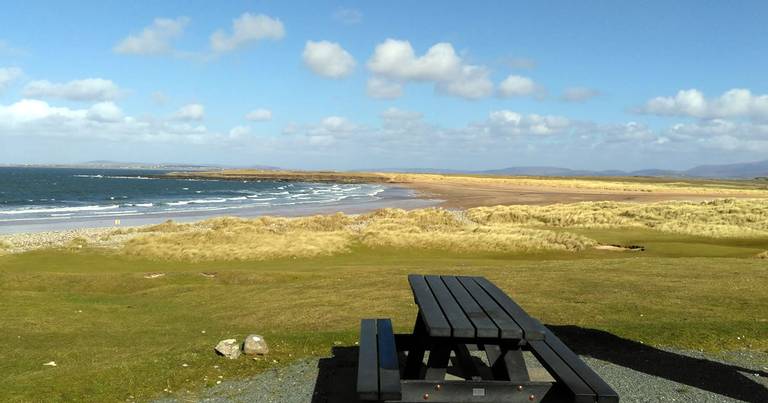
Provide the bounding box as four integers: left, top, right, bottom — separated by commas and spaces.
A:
333, 8, 362, 24
114, 17, 189, 55
174, 103, 205, 121
87, 102, 123, 122
23, 78, 122, 102
366, 39, 493, 99
302, 41, 356, 78
210, 13, 284, 53
498, 75, 542, 97
379, 107, 423, 121
561, 87, 600, 102
639, 88, 768, 120
367, 77, 403, 99
667, 119, 768, 152
228, 125, 252, 140
0, 67, 23, 91
0, 99, 213, 144
245, 108, 272, 121
282, 115, 361, 146
487, 110, 572, 135
436, 66, 494, 99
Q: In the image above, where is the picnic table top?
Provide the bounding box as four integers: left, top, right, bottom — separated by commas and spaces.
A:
408, 274, 546, 341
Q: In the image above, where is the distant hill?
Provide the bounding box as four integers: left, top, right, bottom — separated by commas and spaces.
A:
367, 159, 768, 179
683, 160, 768, 178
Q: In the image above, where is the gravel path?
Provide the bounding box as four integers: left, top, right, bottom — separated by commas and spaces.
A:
155, 348, 767, 403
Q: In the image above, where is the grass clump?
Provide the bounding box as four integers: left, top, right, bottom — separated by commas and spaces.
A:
123, 215, 354, 261
122, 208, 596, 261
468, 198, 768, 237
119, 199, 768, 262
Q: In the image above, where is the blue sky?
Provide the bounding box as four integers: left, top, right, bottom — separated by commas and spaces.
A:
1, 1, 767, 170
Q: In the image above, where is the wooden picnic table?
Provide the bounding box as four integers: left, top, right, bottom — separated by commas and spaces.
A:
357, 274, 619, 403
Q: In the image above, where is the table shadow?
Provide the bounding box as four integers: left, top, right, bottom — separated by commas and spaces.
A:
311, 346, 364, 403
311, 328, 767, 403
547, 325, 768, 403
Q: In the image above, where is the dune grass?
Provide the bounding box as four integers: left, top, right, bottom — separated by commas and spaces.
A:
109, 199, 768, 262
1, 239, 767, 402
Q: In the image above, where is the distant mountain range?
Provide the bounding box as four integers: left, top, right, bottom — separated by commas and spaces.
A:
372, 159, 768, 179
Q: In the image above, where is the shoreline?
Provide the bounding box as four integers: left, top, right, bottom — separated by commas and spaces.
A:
0, 186, 440, 235
161, 170, 768, 209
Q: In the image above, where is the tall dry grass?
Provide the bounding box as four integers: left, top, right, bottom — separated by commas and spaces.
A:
468, 198, 768, 237
111, 198, 768, 261
120, 208, 595, 261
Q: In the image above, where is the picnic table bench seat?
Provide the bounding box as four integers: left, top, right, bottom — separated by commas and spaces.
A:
358, 318, 402, 401
356, 275, 619, 403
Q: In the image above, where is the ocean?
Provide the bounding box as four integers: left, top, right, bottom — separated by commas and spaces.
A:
0, 167, 424, 231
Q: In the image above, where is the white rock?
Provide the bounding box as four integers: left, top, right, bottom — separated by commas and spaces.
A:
215, 339, 241, 359
43, 361, 57, 366
243, 334, 269, 355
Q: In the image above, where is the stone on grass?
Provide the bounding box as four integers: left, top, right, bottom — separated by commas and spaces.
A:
243, 334, 269, 355
215, 339, 241, 359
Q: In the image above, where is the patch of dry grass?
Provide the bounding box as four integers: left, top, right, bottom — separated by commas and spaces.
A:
118, 199, 768, 262
469, 198, 768, 237
120, 208, 595, 261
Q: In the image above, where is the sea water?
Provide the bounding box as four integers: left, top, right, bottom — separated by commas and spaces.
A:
0, 167, 388, 224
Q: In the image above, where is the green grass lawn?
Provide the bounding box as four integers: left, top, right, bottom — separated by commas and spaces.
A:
1, 229, 767, 402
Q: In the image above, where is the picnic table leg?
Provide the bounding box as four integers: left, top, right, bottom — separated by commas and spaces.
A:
452, 343, 494, 380
424, 342, 451, 380
485, 344, 530, 382
403, 314, 428, 379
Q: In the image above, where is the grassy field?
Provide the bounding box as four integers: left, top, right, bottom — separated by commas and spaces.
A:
2, 190, 767, 401
1, 227, 767, 402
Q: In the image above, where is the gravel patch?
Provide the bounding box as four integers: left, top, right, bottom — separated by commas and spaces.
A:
154, 347, 767, 403
0, 227, 139, 254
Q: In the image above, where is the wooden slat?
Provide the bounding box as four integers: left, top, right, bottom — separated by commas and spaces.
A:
543, 328, 619, 403
425, 275, 474, 338
357, 319, 379, 401
458, 276, 523, 339
377, 319, 402, 401
408, 275, 451, 337
472, 277, 546, 340
441, 276, 498, 338
528, 340, 596, 403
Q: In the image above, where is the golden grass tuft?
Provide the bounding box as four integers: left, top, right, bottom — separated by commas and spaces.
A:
121, 207, 596, 261
468, 198, 768, 237
115, 198, 768, 261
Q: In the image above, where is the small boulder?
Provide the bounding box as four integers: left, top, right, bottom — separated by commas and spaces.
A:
243, 334, 269, 355
215, 339, 241, 359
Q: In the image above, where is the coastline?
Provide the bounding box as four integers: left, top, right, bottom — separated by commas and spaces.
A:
160, 169, 768, 209
0, 185, 440, 235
